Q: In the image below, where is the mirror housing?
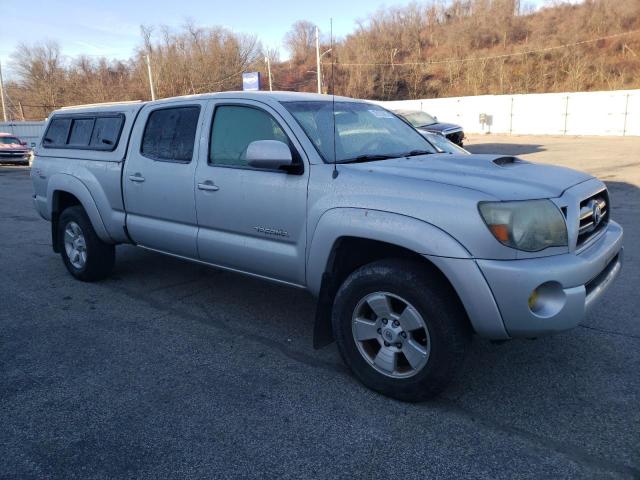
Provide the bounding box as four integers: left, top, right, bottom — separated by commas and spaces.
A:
246, 140, 293, 170
20, 141, 27, 146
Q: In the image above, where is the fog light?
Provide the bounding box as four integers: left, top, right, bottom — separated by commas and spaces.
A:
528, 290, 539, 310
528, 281, 566, 318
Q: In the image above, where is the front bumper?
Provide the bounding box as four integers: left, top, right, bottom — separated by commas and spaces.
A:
476, 221, 623, 337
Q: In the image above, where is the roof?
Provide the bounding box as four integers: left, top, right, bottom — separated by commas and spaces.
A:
148, 90, 363, 105
59, 100, 143, 110
52, 91, 366, 114
0, 132, 19, 137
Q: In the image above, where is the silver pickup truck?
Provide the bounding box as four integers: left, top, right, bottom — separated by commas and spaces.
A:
31, 92, 623, 401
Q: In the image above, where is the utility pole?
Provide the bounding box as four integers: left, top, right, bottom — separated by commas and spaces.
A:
316, 26, 322, 94
0, 60, 7, 122
145, 54, 156, 101
264, 56, 273, 91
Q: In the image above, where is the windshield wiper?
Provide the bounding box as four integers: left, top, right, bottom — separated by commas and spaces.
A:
403, 149, 433, 157
340, 154, 397, 164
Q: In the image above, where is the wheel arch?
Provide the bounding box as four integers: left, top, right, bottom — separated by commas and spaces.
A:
307, 208, 473, 348
48, 174, 113, 252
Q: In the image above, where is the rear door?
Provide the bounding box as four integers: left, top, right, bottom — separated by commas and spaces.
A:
194, 100, 309, 285
123, 101, 205, 258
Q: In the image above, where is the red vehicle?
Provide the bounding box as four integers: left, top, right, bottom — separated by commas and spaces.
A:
0, 132, 31, 163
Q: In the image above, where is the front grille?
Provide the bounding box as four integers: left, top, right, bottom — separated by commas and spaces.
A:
445, 131, 464, 146
0, 151, 29, 158
577, 189, 609, 247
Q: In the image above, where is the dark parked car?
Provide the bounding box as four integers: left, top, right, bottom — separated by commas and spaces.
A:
421, 131, 470, 155
0, 133, 31, 164
394, 110, 465, 146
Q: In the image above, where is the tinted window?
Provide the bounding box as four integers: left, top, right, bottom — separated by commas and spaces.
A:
68, 118, 94, 146
141, 107, 200, 162
43, 114, 123, 151
44, 118, 71, 146
90, 116, 123, 149
210, 105, 289, 168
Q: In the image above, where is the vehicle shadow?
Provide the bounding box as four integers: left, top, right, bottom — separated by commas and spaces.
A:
466, 143, 546, 155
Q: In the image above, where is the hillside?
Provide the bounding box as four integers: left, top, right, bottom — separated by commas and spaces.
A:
4, 0, 640, 120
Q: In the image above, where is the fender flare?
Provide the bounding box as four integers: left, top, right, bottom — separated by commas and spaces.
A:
306, 208, 471, 296
306, 208, 474, 348
47, 173, 113, 244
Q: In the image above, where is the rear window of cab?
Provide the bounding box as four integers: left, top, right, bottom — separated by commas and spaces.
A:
43, 114, 125, 151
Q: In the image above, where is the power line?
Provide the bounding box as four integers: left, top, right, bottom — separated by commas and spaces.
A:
326, 29, 640, 67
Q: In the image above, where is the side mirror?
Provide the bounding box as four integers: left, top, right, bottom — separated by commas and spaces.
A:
20, 141, 27, 146
246, 140, 293, 170
433, 116, 438, 122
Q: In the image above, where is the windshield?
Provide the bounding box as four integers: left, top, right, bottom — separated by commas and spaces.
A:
423, 132, 470, 155
0, 136, 22, 145
283, 101, 436, 163
398, 111, 437, 128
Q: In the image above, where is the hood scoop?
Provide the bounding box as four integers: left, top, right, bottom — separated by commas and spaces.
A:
492, 156, 526, 167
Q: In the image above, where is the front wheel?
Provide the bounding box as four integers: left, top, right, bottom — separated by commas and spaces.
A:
58, 206, 115, 282
332, 259, 470, 402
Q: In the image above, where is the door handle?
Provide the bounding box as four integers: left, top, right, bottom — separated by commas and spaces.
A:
129, 174, 145, 183
198, 182, 219, 192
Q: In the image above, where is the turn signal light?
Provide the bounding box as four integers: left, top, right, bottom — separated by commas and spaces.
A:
489, 224, 510, 243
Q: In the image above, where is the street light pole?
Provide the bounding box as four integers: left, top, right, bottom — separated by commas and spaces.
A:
316, 27, 322, 94
0, 60, 7, 122
315, 28, 332, 94
265, 56, 273, 91
145, 54, 156, 101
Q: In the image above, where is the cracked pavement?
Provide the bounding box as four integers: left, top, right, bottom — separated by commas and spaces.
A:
1, 135, 639, 479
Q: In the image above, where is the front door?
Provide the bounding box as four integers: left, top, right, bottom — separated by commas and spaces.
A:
195, 100, 309, 285
123, 102, 205, 258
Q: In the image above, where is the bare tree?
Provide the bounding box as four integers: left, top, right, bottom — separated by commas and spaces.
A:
284, 20, 317, 63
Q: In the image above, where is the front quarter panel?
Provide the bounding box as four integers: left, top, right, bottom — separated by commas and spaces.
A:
306, 207, 471, 296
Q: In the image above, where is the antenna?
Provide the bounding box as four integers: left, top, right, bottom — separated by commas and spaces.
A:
330, 18, 338, 179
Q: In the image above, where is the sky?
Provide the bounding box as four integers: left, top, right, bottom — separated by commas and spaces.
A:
0, 0, 551, 79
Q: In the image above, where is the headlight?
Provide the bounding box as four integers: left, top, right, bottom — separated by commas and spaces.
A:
478, 200, 567, 252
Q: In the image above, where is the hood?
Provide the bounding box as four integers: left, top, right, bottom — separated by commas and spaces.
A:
0, 143, 29, 151
418, 122, 461, 133
343, 154, 592, 200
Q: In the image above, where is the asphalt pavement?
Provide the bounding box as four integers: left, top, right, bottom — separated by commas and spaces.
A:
1, 136, 639, 479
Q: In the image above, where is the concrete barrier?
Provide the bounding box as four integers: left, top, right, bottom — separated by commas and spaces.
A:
375, 89, 640, 137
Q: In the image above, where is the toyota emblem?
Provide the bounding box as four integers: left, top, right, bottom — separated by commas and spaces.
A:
592, 201, 602, 227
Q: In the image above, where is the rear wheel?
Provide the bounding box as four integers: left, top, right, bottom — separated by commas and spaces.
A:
332, 259, 470, 402
58, 206, 115, 281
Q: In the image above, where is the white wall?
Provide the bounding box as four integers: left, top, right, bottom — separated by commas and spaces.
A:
0, 121, 45, 147
375, 89, 640, 137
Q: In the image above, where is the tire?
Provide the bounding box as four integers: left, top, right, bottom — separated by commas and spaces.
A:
58, 206, 115, 282
332, 258, 471, 402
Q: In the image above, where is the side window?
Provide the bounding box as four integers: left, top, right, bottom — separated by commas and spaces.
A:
43, 114, 124, 151
68, 118, 94, 146
90, 116, 123, 149
43, 117, 71, 146
141, 106, 200, 162
210, 105, 289, 168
